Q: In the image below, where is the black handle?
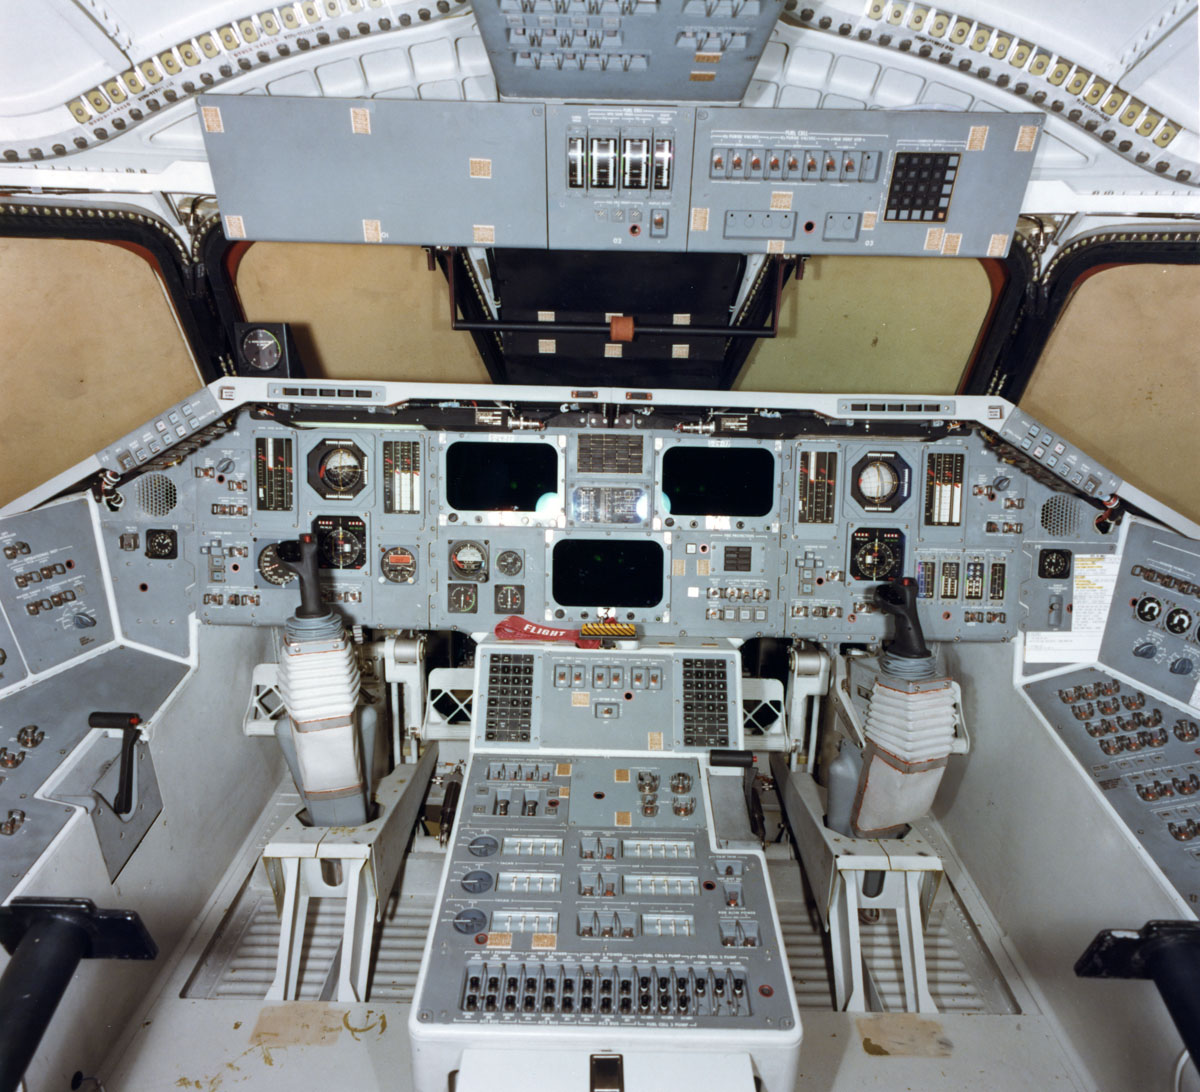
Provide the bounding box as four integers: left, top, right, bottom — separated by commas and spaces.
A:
0, 899, 156, 1092
113, 726, 140, 816
87, 713, 142, 818
439, 772, 463, 847
87, 712, 141, 730
280, 534, 323, 619
874, 577, 930, 659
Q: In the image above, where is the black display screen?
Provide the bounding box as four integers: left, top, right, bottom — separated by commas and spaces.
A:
661, 447, 776, 517
552, 539, 664, 608
446, 441, 558, 512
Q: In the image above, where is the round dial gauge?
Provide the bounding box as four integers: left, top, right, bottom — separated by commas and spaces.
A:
450, 540, 487, 578
1166, 607, 1192, 635
1135, 596, 1163, 623
318, 447, 364, 494
1038, 549, 1071, 579
449, 584, 478, 613
241, 328, 283, 372
258, 543, 298, 586
240, 328, 282, 371
495, 585, 523, 612
320, 527, 364, 569
495, 549, 523, 577
467, 835, 499, 858
380, 546, 417, 584
857, 460, 899, 504
853, 536, 899, 581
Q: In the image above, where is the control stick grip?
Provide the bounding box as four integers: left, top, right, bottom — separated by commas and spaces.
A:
282, 534, 324, 619
874, 577, 930, 659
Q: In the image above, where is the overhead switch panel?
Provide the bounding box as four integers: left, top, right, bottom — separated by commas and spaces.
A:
200, 97, 1040, 257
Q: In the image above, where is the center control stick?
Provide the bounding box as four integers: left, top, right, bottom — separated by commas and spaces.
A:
874, 577, 930, 660
278, 534, 324, 619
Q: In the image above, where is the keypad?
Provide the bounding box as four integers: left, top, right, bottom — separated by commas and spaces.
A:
885, 152, 958, 222
486, 653, 535, 742
681, 657, 730, 748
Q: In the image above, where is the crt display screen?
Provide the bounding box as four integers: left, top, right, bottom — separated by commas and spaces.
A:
552, 539, 664, 608
661, 447, 776, 517
446, 442, 558, 512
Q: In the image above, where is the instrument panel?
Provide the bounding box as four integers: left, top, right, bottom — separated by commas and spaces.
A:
80, 400, 1123, 647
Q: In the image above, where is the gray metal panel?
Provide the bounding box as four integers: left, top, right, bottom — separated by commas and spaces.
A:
1099, 521, 1200, 705
476, 644, 741, 752
0, 498, 114, 673
0, 605, 27, 692
0, 645, 188, 903
198, 96, 549, 249
1024, 667, 1200, 907
472, 0, 786, 103
100, 459, 196, 659
687, 108, 1042, 256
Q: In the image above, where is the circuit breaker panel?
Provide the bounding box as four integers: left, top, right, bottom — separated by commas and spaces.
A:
200, 96, 1041, 256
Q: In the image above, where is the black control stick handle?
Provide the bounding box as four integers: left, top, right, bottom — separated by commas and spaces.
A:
87, 713, 142, 816
281, 534, 324, 619
874, 577, 930, 659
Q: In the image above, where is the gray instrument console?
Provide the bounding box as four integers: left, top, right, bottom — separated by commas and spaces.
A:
410, 641, 800, 1090
200, 97, 1040, 256
81, 405, 1123, 647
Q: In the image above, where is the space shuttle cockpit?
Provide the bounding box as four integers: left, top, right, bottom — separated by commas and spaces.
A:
0, 1, 1198, 1090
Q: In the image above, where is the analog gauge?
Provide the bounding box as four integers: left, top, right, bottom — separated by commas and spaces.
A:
449, 540, 488, 581
380, 546, 417, 584
258, 543, 298, 586
1166, 607, 1192, 635
1135, 596, 1163, 623
1038, 548, 1072, 580
849, 527, 904, 581
144, 529, 178, 560
448, 584, 478, 614
853, 538, 898, 580
240, 327, 282, 371
494, 585, 524, 613
320, 526, 364, 569
318, 446, 364, 494
857, 460, 899, 504
495, 549, 523, 577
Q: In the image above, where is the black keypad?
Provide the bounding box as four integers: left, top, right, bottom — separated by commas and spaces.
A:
681, 657, 730, 748
484, 653, 534, 742
885, 152, 959, 222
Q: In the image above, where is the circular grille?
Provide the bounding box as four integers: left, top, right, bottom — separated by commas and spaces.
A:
137, 474, 177, 518
1040, 494, 1080, 537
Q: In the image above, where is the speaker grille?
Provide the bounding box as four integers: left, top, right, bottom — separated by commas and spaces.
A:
1040, 494, 1080, 537
137, 474, 177, 518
